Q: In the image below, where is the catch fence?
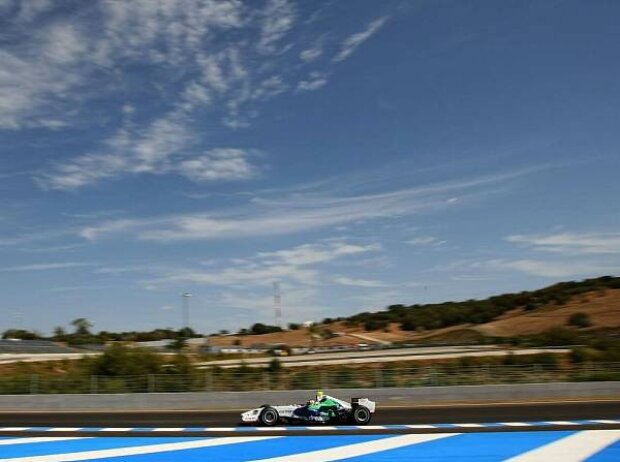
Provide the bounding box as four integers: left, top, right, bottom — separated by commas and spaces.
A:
1, 362, 619, 394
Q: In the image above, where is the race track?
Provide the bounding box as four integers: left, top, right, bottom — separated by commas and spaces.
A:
1, 401, 619, 460
1, 400, 619, 432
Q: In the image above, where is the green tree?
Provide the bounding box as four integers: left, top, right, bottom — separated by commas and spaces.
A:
167, 338, 187, 351
1, 329, 41, 340
90, 343, 162, 376
568, 312, 592, 328
267, 358, 282, 373
71, 318, 93, 336
52, 326, 67, 342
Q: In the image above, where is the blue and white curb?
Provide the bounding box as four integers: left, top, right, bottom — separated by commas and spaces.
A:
0, 419, 619, 433
0, 430, 619, 461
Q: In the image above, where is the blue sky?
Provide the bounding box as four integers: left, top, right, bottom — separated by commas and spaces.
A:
1, 0, 619, 335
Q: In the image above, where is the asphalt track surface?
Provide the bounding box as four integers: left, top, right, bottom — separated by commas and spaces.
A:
1, 400, 619, 436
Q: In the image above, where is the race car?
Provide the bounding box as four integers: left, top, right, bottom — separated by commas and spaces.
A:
240, 391, 376, 426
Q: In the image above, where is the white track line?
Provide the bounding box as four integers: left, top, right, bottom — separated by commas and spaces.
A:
0, 436, 281, 462
453, 423, 483, 428
0, 437, 90, 446
505, 430, 620, 462
46, 428, 81, 432
592, 420, 620, 424
405, 425, 436, 429
152, 428, 184, 432
0, 428, 29, 431
545, 421, 578, 426
249, 433, 459, 462
99, 428, 133, 432
502, 422, 532, 427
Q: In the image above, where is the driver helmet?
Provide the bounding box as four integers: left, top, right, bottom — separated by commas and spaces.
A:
316, 390, 325, 401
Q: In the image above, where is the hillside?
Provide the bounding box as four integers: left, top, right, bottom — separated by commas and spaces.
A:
210, 276, 620, 348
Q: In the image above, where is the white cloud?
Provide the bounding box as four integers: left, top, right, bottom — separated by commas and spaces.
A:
506, 232, 620, 255
333, 276, 387, 288
406, 236, 446, 246
0, 262, 91, 272
0, 45, 81, 129
2, 1, 385, 134
299, 46, 322, 62
4, 1, 390, 192
488, 259, 618, 278
77, 168, 538, 242
333, 16, 389, 62
155, 241, 380, 288
177, 149, 258, 182
36, 112, 192, 189
257, 0, 296, 54
97, 0, 245, 65
297, 72, 328, 91
37, 109, 260, 189
258, 242, 381, 266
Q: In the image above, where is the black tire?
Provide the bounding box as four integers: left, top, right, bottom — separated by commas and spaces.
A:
260, 406, 279, 426
352, 406, 372, 425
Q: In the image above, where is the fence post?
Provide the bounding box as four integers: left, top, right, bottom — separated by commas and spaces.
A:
148, 375, 155, 393
263, 372, 270, 391
90, 375, 98, 394
374, 369, 383, 388
204, 371, 213, 392
30, 374, 39, 394
428, 367, 436, 386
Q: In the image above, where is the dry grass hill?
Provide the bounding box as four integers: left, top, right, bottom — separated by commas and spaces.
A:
209, 284, 620, 349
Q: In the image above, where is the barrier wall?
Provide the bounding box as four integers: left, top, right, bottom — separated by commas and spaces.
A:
0, 381, 619, 411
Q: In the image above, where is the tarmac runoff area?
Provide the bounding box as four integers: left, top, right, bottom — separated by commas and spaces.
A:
195, 346, 571, 368
0, 402, 619, 460
1, 400, 619, 437
0, 346, 571, 367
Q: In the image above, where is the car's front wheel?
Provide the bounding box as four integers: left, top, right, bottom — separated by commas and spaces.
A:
352, 406, 372, 425
260, 407, 279, 426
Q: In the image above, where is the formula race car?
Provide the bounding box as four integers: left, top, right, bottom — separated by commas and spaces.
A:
241, 391, 376, 426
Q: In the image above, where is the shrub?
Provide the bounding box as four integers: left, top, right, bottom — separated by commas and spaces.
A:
534, 327, 580, 346
570, 347, 602, 363
267, 358, 282, 373
89, 344, 162, 376
568, 312, 592, 328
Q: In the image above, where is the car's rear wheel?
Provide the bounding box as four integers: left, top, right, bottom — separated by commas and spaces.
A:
260, 407, 279, 426
352, 406, 371, 425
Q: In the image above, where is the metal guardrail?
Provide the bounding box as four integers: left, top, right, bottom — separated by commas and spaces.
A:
1, 363, 620, 395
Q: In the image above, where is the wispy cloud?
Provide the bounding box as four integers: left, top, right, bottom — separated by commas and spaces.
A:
78, 168, 535, 242
333, 16, 389, 62
256, 0, 296, 54
297, 72, 328, 91
333, 276, 388, 288
3, 2, 394, 190
152, 240, 380, 288
506, 232, 620, 255
299, 45, 323, 62
38, 112, 258, 190
406, 236, 446, 247
0, 262, 91, 273
487, 259, 618, 278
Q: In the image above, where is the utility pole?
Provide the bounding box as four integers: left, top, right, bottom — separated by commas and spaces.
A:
273, 281, 282, 329
181, 292, 192, 332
